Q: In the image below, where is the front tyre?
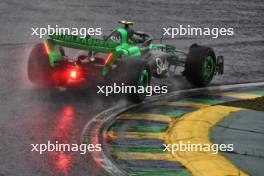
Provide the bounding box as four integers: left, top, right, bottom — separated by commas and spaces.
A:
185, 45, 216, 87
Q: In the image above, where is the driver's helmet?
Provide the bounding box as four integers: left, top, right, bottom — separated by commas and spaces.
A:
118, 20, 136, 43
118, 20, 134, 29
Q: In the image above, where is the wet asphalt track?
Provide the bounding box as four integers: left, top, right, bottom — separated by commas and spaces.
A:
0, 0, 264, 175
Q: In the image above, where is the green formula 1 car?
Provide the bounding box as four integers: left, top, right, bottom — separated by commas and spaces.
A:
28, 20, 224, 102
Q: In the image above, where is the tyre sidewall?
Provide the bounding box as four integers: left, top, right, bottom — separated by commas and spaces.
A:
28, 43, 54, 87
185, 46, 216, 87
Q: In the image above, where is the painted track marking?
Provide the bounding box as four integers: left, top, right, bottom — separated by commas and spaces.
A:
165, 105, 248, 176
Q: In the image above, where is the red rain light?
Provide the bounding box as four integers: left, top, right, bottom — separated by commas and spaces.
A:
70, 70, 77, 79
104, 52, 113, 65
44, 42, 50, 54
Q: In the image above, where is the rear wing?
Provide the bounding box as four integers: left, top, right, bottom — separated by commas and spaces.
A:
45, 34, 121, 76
48, 34, 119, 53
45, 34, 120, 68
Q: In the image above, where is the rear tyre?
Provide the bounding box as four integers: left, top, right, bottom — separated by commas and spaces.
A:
28, 43, 54, 87
185, 45, 216, 87
117, 58, 151, 102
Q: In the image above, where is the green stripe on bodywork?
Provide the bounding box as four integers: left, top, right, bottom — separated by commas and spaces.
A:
110, 144, 165, 153
128, 167, 191, 176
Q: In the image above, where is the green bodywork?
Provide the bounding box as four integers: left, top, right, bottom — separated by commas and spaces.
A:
43, 22, 222, 78
44, 24, 190, 78
45, 27, 145, 76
